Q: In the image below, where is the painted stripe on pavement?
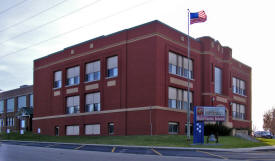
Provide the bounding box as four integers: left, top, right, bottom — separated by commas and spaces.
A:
74, 145, 86, 150
197, 150, 227, 159
111, 147, 116, 152
152, 148, 162, 156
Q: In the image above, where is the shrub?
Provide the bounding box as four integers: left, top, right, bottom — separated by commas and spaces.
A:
204, 123, 232, 136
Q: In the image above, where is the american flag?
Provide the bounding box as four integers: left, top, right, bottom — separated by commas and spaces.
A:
190, 10, 207, 24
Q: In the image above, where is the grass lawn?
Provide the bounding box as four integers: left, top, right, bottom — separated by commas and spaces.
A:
0, 132, 268, 148
256, 137, 275, 146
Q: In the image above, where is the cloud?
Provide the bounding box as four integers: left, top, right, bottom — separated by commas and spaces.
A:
0, 65, 8, 71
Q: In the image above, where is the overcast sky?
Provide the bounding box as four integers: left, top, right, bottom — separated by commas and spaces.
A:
0, 0, 274, 130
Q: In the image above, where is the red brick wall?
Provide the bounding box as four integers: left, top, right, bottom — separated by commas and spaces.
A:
33, 20, 252, 136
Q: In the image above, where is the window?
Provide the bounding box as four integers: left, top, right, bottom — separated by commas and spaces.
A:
169, 52, 177, 75
168, 87, 177, 108
232, 103, 245, 120
168, 87, 193, 110
54, 71, 62, 88
66, 125, 79, 135
85, 124, 100, 135
66, 66, 80, 86
183, 90, 193, 110
66, 96, 80, 114
55, 126, 59, 136
232, 77, 246, 96
30, 94, 33, 107
85, 92, 100, 112
240, 105, 245, 120
232, 77, 236, 93
21, 120, 25, 128
0, 119, 4, 127
18, 96, 26, 110
107, 56, 118, 78
214, 67, 222, 94
85, 61, 100, 82
0, 100, 4, 113
108, 123, 114, 135
7, 117, 14, 127
168, 122, 179, 134
168, 52, 193, 79
7, 98, 14, 112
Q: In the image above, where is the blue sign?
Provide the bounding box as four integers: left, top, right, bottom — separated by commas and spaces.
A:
193, 106, 204, 144
193, 106, 225, 144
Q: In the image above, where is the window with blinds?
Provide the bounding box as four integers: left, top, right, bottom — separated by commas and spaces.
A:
168, 52, 193, 79
214, 67, 222, 94
66, 125, 79, 135
232, 77, 246, 96
85, 92, 100, 112
66, 96, 80, 114
107, 56, 118, 78
54, 71, 62, 88
7, 98, 14, 112
0, 100, 4, 113
66, 66, 80, 86
232, 103, 245, 120
85, 124, 100, 135
85, 61, 100, 82
168, 87, 193, 110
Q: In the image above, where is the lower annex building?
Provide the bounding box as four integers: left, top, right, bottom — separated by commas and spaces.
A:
0, 85, 33, 133
33, 20, 251, 136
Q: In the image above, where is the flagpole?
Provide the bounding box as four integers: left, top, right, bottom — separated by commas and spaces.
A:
187, 9, 191, 141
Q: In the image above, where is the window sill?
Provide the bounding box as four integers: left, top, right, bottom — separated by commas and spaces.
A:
85, 111, 101, 113
169, 73, 194, 81
65, 84, 80, 88
105, 76, 118, 79
232, 118, 250, 122
233, 93, 247, 97
53, 87, 62, 90
66, 113, 80, 115
84, 80, 100, 84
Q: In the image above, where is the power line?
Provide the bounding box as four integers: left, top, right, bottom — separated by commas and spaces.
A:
0, 0, 153, 59
0, 0, 102, 46
0, 0, 29, 16
0, 0, 69, 33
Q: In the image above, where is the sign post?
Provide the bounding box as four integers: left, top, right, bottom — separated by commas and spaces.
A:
193, 106, 226, 144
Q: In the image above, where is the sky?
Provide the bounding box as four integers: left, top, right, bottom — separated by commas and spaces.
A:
0, 0, 274, 131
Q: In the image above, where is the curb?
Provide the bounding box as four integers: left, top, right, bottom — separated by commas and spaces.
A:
2, 139, 275, 152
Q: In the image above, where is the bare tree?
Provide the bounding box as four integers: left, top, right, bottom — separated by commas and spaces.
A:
252, 124, 258, 133
263, 107, 275, 134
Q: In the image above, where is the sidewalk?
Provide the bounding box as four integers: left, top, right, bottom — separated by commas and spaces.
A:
2, 139, 275, 152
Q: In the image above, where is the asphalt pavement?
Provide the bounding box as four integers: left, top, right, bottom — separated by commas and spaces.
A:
1, 140, 275, 161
